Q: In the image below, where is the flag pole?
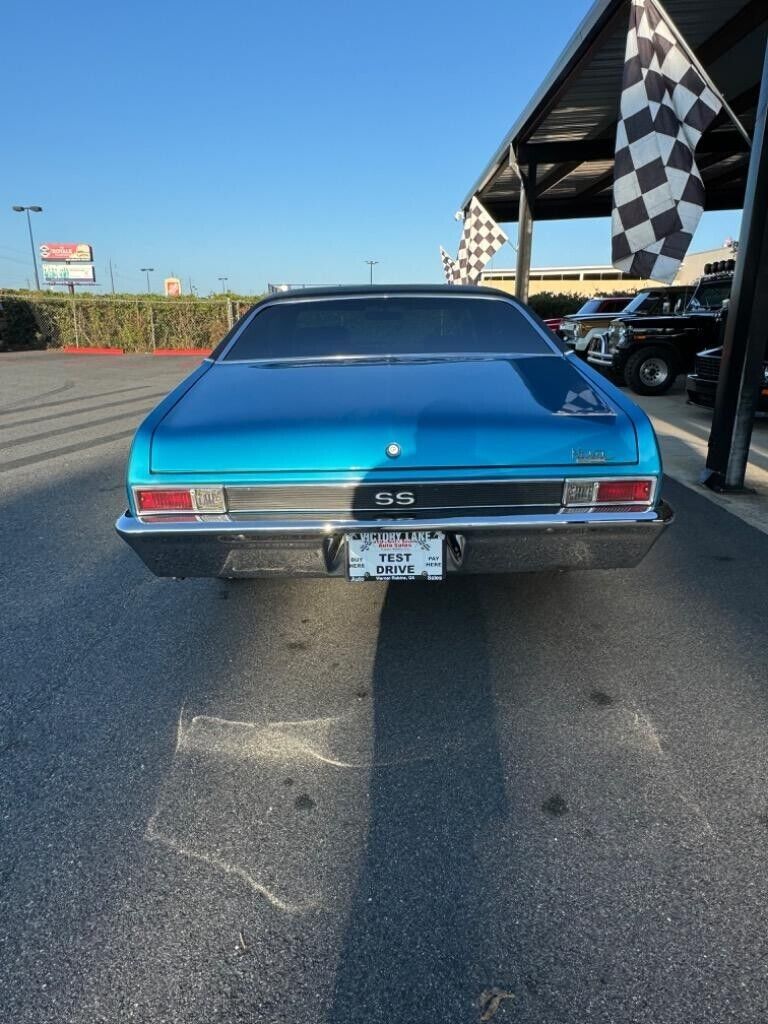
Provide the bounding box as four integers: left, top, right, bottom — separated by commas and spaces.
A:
651, 0, 751, 149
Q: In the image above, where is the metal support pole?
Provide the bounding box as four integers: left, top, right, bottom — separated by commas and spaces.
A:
226, 299, 234, 329
148, 304, 156, 351
703, 41, 768, 492
514, 163, 535, 304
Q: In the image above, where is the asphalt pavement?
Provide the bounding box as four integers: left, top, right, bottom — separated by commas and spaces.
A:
2, 353, 768, 1024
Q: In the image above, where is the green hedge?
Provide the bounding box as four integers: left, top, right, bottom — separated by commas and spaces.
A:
0, 289, 637, 351
0, 293, 262, 352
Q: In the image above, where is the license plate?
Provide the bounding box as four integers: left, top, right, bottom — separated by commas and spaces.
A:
347, 530, 444, 582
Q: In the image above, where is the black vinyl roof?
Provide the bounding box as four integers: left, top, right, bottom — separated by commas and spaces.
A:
260, 285, 514, 301
463, 0, 767, 222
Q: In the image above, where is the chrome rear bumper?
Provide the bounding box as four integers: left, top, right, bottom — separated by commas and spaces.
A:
116, 503, 673, 579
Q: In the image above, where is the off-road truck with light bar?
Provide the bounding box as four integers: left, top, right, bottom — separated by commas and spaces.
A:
587, 261, 735, 395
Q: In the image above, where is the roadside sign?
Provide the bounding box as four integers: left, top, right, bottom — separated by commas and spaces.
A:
39, 242, 93, 263
43, 264, 96, 284
164, 277, 182, 297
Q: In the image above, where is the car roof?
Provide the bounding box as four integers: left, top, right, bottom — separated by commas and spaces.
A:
261, 284, 517, 302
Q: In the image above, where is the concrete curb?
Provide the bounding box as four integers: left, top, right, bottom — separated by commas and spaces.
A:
62, 346, 124, 355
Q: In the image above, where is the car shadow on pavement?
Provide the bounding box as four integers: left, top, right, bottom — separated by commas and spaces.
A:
327, 579, 509, 1023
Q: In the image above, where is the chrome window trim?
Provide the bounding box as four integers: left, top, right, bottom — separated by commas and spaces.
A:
213, 291, 564, 364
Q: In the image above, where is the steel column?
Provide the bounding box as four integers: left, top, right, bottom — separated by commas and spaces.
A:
515, 163, 535, 304
703, 41, 768, 491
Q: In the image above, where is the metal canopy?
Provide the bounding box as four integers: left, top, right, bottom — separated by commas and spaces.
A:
464, 0, 768, 223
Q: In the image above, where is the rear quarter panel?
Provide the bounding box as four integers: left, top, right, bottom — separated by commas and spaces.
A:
566, 352, 663, 478
125, 360, 213, 513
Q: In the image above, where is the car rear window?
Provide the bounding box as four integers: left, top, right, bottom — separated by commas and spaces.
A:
221, 296, 554, 361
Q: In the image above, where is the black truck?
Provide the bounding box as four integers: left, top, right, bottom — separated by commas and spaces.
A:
587, 261, 735, 395
686, 346, 768, 412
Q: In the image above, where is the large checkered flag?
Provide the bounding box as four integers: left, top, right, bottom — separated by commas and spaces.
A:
612, 0, 724, 283
456, 196, 508, 284
439, 246, 458, 285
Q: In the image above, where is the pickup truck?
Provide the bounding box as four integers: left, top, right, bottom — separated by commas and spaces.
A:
561, 287, 692, 358
587, 263, 735, 395
686, 345, 768, 412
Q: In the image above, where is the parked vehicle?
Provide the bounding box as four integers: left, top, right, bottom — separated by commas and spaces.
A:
116, 286, 672, 581
686, 345, 768, 412
557, 296, 633, 354
566, 285, 692, 360
587, 263, 735, 395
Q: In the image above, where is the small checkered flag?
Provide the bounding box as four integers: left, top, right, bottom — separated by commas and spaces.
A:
439, 246, 458, 285
456, 196, 508, 285
612, 0, 723, 283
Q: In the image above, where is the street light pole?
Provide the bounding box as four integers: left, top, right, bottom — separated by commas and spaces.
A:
12, 205, 43, 290
141, 267, 154, 294
365, 260, 379, 285
218, 276, 228, 294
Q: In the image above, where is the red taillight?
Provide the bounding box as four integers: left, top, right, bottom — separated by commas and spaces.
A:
136, 488, 193, 512
595, 480, 653, 503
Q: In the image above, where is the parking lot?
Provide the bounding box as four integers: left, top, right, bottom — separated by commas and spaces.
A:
3, 352, 768, 1023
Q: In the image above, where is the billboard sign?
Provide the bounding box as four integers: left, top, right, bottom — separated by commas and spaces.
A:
164, 277, 182, 298
39, 242, 93, 263
43, 263, 96, 284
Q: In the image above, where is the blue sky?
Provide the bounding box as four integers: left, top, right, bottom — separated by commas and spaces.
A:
4, 0, 740, 295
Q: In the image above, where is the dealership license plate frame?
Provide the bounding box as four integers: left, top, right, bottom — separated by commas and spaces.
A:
347, 530, 445, 582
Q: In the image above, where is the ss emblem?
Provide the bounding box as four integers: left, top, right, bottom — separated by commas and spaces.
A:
374, 490, 416, 506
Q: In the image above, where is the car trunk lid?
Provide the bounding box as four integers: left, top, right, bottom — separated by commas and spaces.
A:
149, 356, 638, 473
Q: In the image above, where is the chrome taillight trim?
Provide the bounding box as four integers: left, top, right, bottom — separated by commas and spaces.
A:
562, 475, 658, 507
132, 484, 225, 515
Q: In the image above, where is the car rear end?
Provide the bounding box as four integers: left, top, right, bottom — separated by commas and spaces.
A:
116, 288, 672, 581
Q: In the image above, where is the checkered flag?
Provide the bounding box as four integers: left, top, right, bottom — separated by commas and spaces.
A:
439, 246, 458, 285
611, 0, 723, 283
456, 196, 508, 285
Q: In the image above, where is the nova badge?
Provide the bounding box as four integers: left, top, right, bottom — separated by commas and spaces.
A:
572, 447, 611, 464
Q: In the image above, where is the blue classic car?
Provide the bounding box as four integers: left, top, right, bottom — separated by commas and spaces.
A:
116, 286, 672, 581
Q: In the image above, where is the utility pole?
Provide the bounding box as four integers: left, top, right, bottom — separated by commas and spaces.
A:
365, 260, 379, 285
109, 259, 116, 295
